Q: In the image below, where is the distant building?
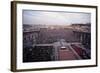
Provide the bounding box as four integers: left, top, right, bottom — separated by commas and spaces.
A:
23, 30, 40, 48
71, 23, 91, 27
73, 30, 91, 48
72, 23, 91, 49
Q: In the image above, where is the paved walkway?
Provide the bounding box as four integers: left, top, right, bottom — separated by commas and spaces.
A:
33, 40, 83, 60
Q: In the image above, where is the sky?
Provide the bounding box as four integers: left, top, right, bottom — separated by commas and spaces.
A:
23, 10, 91, 25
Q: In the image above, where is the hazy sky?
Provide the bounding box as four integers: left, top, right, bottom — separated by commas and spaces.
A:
23, 10, 91, 25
